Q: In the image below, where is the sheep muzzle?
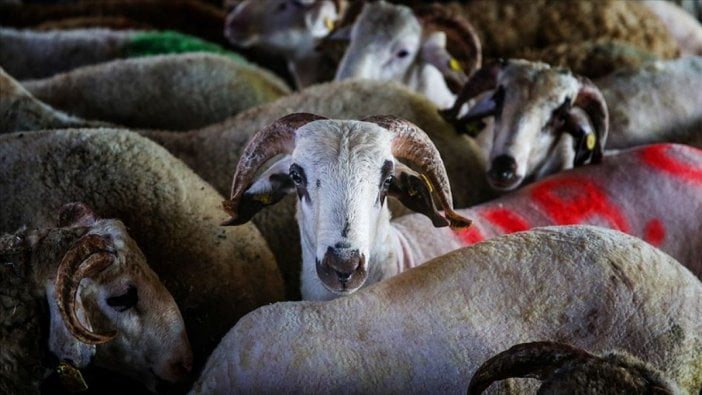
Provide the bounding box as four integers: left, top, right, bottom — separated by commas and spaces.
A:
317, 247, 367, 294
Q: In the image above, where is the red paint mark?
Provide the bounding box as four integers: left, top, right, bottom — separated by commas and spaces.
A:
455, 225, 484, 245
531, 178, 630, 232
643, 219, 665, 247
640, 144, 702, 185
482, 208, 531, 234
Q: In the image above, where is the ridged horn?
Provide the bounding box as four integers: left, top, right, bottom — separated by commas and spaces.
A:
573, 77, 609, 163
467, 342, 595, 395
222, 113, 327, 225
362, 115, 471, 229
55, 234, 118, 345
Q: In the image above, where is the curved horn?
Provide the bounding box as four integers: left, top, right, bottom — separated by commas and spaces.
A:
362, 115, 471, 229
55, 234, 118, 345
573, 77, 609, 163
222, 113, 327, 225
439, 58, 504, 122
468, 342, 596, 395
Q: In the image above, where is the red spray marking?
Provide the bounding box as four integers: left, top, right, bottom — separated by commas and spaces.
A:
640, 145, 702, 185
455, 225, 484, 245
482, 208, 531, 234
530, 177, 630, 232
643, 219, 665, 247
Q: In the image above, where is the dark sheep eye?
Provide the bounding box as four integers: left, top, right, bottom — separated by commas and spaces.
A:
106, 286, 138, 312
383, 176, 394, 187
289, 164, 306, 186
290, 170, 303, 185
396, 49, 410, 59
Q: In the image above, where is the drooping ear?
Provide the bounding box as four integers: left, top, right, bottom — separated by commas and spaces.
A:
420, 31, 468, 94
304, 0, 341, 38
222, 156, 295, 226
388, 161, 449, 228
45, 282, 96, 368
58, 202, 98, 228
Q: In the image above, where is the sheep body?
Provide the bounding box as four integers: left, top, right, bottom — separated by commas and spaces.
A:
0, 129, 285, 371
0, 27, 248, 80
21, 53, 291, 130
0, 203, 192, 394
643, 0, 702, 56
192, 225, 702, 393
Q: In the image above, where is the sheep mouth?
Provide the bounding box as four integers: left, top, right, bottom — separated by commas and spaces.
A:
316, 259, 368, 295
486, 172, 523, 191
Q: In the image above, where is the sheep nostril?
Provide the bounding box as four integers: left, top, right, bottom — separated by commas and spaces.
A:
335, 270, 353, 282
490, 155, 517, 181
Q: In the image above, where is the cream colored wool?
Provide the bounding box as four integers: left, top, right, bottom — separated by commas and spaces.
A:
21, 53, 291, 130
193, 226, 702, 394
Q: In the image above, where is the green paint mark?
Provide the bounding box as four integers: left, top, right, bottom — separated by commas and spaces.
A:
126, 31, 247, 64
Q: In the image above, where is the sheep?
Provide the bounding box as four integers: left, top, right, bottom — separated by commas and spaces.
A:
642, 0, 702, 56
0, 66, 108, 134
467, 341, 683, 394
0, 202, 192, 394
441, 57, 702, 191
441, 0, 681, 60
223, 111, 702, 300
0, 128, 285, 372
0, 0, 230, 46
20, 53, 291, 130
224, 0, 348, 89
334, 1, 481, 109
0, 27, 248, 80
140, 80, 492, 298
192, 225, 702, 394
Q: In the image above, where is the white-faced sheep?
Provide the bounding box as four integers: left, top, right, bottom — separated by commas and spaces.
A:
0, 128, 285, 372
222, 112, 702, 300
467, 341, 683, 394
223, 0, 347, 89
192, 226, 702, 393
0, 27, 248, 80
334, 1, 481, 109
0, 202, 192, 394
20, 53, 290, 130
442, 57, 702, 191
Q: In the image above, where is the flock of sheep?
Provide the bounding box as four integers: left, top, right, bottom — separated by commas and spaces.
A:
1, 0, 701, 394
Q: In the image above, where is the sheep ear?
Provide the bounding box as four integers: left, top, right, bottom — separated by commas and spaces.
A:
561, 107, 601, 167
388, 161, 449, 228
45, 282, 96, 368
420, 31, 467, 93
222, 156, 295, 226
58, 202, 98, 228
304, 0, 340, 38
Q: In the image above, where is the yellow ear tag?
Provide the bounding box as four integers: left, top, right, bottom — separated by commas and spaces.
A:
419, 174, 434, 193
56, 361, 89, 393
253, 193, 273, 205
448, 58, 462, 72
586, 134, 596, 151
324, 17, 335, 31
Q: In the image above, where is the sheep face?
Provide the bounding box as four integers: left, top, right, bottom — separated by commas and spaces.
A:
47, 207, 192, 392
336, 2, 422, 83
290, 121, 395, 296
224, 0, 339, 55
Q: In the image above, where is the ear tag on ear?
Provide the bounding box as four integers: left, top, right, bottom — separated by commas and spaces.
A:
324, 17, 335, 31
253, 193, 273, 205
56, 361, 89, 393
419, 174, 434, 193
448, 58, 462, 72
586, 133, 596, 151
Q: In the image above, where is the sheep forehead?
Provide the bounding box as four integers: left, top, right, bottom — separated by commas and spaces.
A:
354, 2, 421, 42
500, 63, 580, 119
294, 120, 393, 181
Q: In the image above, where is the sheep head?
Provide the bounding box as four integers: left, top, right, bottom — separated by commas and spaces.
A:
47, 203, 192, 391
222, 114, 470, 297
334, 1, 480, 107
442, 59, 609, 191
224, 0, 344, 56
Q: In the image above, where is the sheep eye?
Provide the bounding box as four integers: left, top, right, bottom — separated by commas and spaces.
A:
106, 286, 138, 312
383, 176, 394, 188
289, 164, 305, 186
396, 49, 410, 59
